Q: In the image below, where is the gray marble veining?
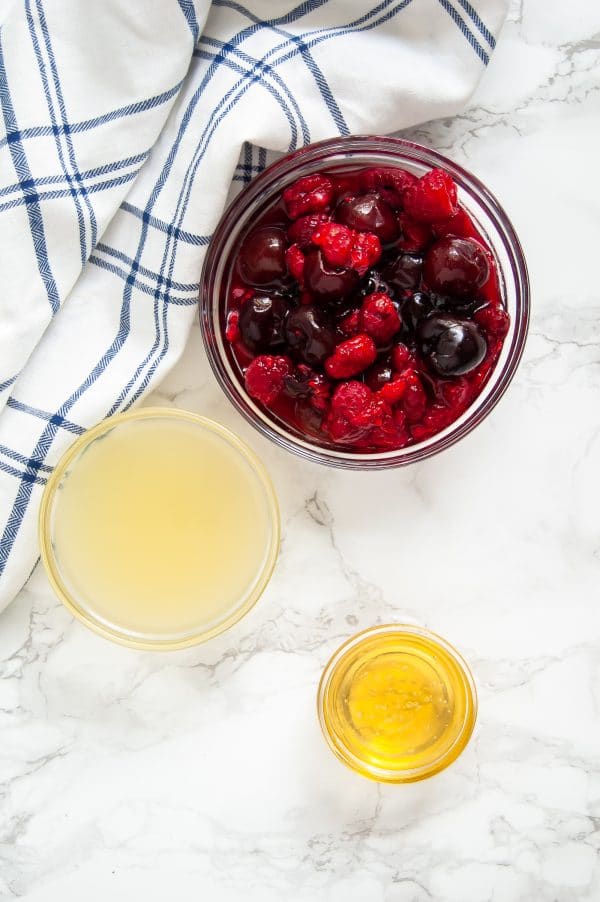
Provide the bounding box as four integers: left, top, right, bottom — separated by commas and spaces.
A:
1, 1, 600, 899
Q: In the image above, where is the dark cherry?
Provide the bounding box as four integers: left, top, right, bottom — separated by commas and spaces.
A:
303, 247, 359, 301
423, 237, 489, 297
400, 291, 435, 332
295, 401, 325, 438
417, 314, 487, 377
383, 252, 423, 291
237, 226, 287, 287
436, 296, 482, 317
238, 293, 290, 352
285, 305, 336, 366
358, 269, 394, 299
364, 361, 393, 391
336, 192, 399, 243
283, 370, 312, 398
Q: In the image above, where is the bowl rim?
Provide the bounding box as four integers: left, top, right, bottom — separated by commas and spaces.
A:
316, 622, 478, 783
38, 407, 281, 651
200, 135, 530, 469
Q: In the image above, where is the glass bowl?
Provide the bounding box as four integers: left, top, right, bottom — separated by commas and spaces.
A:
317, 624, 477, 783
199, 135, 530, 470
39, 408, 280, 650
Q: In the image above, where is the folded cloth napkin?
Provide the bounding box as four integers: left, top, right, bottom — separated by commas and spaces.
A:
0, 0, 508, 611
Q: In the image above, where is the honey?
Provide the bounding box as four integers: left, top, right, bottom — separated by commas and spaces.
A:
318, 625, 477, 782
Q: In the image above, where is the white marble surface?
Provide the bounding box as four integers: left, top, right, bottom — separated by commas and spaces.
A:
2, 2, 600, 899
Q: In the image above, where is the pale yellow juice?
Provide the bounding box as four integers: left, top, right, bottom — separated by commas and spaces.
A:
42, 410, 278, 647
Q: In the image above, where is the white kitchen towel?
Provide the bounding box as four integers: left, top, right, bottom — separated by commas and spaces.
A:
0, 0, 508, 610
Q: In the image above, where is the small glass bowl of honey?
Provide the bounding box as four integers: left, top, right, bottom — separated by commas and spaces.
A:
317, 624, 477, 783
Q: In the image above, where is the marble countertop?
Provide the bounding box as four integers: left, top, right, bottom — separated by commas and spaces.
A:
2, 2, 600, 899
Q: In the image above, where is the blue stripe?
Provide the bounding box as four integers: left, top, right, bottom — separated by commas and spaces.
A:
6, 399, 85, 435
196, 0, 332, 117
0, 36, 60, 313
271, 1, 415, 65
0, 169, 140, 214
26, 0, 87, 263
0, 459, 47, 486
0, 9, 207, 569
202, 0, 410, 105
0, 82, 183, 151
0, 276, 137, 572
243, 140, 253, 184
233, 160, 264, 179
436, 0, 489, 64
0, 443, 53, 473
194, 46, 302, 148
35, 0, 100, 250
100, 29, 234, 421
120, 202, 211, 246
88, 254, 198, 306
0, 152, 149, 200
0, 0, 418, 566
95, 243, 199, 292
0, 374, 19, 392
197, 32, 310, 143
212, 0, 332, 28
121, 0, 412, 412
215, 0, 348, 134
177, 0, 200, 42
455, 0, 496, 48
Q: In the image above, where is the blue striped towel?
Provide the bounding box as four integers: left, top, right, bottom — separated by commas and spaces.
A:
0, 0, 508, 610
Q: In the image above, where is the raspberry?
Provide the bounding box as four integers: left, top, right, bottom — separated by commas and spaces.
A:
359, 167, 418, 208
338, 308, 361, 336
225, 309, 240, 342
411, 404, 454, 441
377, 375, 408, 406
410, 423, 432, 442
360, 406, 411, 450
288, 212, 330, 248
244, 354, 292, 406
285, 244, 305, 285
470, 342, 502, 393
403, 168, 458, 223
308, 372, 331, 412
432, 207, 479, 241
324, 334, 377, 379
283, 173, 333, 219
311, 223, 382, 275
391, 342, 414, 372
437, 376, 472, 412
311, 222, 353, 268
283, 365, 331, 412
331, 175, 356, 199
230, 286, 254, 306
359, 292, 401, 345
228, 162, 509, 453
397, 213, 432, 251
410, 409, 453, 442
350, 232, 382, 274
474, 301, 510, 339
401, 369, 428, 424
326, 381, 384, 443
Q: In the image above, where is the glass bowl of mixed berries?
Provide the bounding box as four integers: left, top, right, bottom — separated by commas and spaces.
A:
199, 136, 529, 469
